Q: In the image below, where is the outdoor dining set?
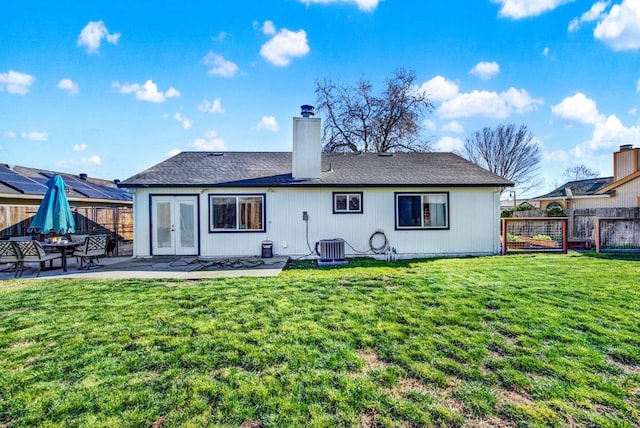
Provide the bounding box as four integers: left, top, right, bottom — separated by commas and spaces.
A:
0, 174, 111, 277
0, 234, 110, 277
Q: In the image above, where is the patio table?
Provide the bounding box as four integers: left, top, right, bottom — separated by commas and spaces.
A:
40, 241, 84, 272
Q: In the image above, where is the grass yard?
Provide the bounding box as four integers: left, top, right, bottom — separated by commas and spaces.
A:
1, 252, 639, 427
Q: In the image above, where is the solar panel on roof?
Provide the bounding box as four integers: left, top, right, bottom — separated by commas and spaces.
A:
62, 175, 115, 199
0, 167, 48, 194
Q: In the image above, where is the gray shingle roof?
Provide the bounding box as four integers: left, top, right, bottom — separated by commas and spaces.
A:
535, 176, 614, 199
119, 151, 513, 188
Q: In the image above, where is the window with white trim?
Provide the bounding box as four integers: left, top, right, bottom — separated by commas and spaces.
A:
209, 194, 265, 232
395, 192, 449, 230
333, 192, 363, 214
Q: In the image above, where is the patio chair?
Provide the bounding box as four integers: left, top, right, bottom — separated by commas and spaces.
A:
0, 241, 22, 277
73, 234, 108, 269
14, 240, 63, 277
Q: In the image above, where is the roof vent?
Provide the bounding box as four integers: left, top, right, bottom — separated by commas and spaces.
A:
208, 152, 224, 157
79, 173, 88, 180
300, 105, 315, 118
377, 152, 393, 157
620, 144, 633, 151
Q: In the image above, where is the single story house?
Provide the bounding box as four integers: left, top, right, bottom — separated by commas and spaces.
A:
533, 145, 639, 210
119, 108, 513, 259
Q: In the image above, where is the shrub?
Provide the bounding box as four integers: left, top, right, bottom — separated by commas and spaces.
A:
546, 206, 564, 217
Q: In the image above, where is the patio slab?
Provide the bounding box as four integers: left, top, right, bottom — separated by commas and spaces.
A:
0, 255, 289, 280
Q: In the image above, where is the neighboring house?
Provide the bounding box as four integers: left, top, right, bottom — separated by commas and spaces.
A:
0, 165, 133, 238
119, 108, 513, 259
500, 198, 540, 212
533, 145, 639, 210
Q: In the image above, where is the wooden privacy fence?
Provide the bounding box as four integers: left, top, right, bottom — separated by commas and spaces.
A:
501, 217, 568, 255
595, 218, 640, 253
0, 205, 133, 241
517, 207, 640, 241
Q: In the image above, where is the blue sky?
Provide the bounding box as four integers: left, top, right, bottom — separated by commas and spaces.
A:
2, 0, 640, 196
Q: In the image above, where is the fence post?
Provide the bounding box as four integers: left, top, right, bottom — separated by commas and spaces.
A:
595, 217, 601, 253
501, 218, 506, 255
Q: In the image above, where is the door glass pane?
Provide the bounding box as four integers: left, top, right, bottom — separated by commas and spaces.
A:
179, 202, 195, 247
156, 202, 172, 248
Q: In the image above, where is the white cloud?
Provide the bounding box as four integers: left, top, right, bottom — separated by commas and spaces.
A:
544, 114, 640, 166
587, 114, 640, 150
300, 0, 381, 12
168, 148, 181, 157
73, 143, 87, 151
594, 0, 640, 50
551, 92, 605, 124
198, 98, 225, 113
441, 121, 464, 133
174, 112, 193, 129
418, 76, 459, 102
203, 51, 239, 77
433, 136, 464, 153
492, 0, 574, 19
438, 87, 543, 119
212, 32, 228, 42
260, 29, 310, 67
629, 107, 638, 115
57, 78, 79, 95
569, 1, 610, 32
189, 130, 227, 151
113, 80, 180, 103
4, 131, 16, 139
55, 155, 102, 169
422, 119, 437, 131
254, 116, 279, 132
261, 20, 276, 35
542, 46, 550, 56
77, 20, 120, 54
469, 61, 500, 79
0, 70, 35, 95
21, 131, 48, 141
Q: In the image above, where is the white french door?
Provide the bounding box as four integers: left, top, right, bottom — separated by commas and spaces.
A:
151, 195, 199, 255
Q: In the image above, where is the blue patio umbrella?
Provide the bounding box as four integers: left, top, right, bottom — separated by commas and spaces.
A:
27, 174, 76, 235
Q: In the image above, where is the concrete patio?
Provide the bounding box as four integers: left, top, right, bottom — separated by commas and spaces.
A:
0, 255, 289, 280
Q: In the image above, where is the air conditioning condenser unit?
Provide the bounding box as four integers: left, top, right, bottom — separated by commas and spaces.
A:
318, 238, 347, 266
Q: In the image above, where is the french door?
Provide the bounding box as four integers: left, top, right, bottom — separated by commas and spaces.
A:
151, 195, 199, 255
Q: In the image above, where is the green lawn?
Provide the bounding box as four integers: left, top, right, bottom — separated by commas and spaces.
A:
1, 252, 639, 427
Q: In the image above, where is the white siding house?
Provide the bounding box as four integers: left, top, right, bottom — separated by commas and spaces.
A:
120, 110, 512, 260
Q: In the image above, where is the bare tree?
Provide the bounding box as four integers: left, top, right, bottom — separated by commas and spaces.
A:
562, 164, 599, 182
464, 124, 541, 194
315, 68, 433, 153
